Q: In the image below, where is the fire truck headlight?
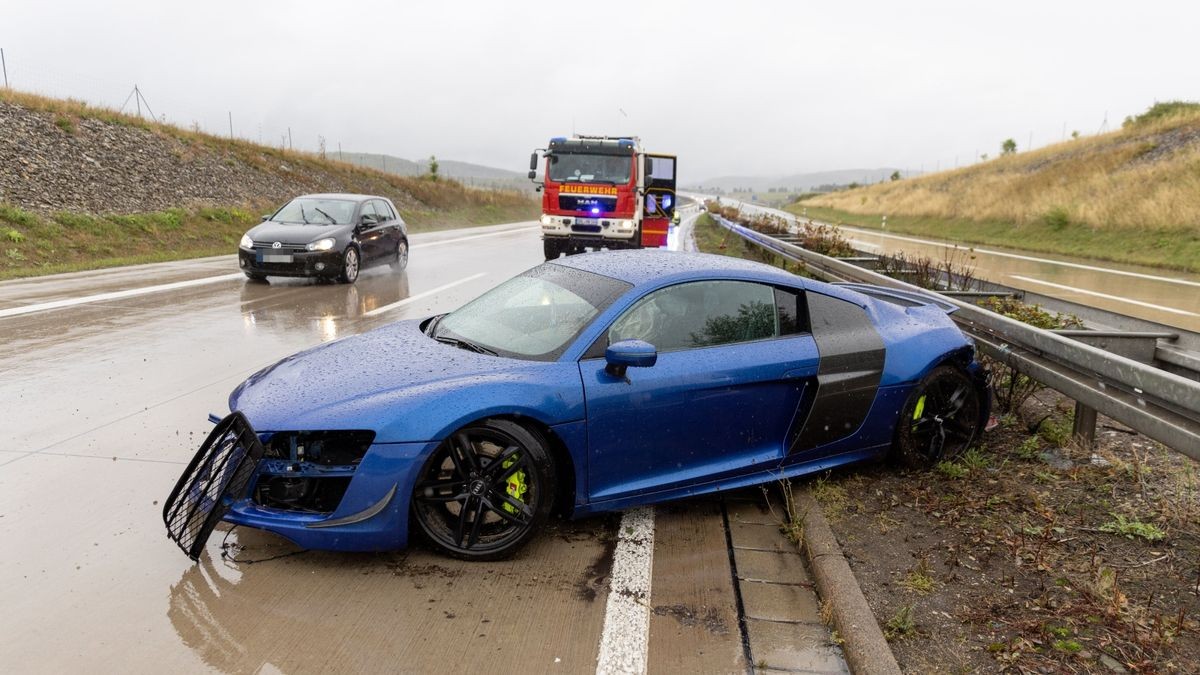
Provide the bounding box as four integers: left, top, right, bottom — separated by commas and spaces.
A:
618, 220, 634, 230
540, 215, 553, 226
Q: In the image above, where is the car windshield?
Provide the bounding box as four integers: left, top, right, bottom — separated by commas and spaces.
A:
548, 153, 632, 184
433, 265, 631, 360
272, 198, 357, 225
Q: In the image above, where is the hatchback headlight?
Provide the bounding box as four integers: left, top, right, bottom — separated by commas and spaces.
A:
239, 234, 253, 249
306, 238, 336, 252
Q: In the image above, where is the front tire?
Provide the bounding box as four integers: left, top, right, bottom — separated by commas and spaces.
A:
412, 419, 556, 560
543, 238, 567, 260
893, 365, 983, 468
338, 247, 360, 284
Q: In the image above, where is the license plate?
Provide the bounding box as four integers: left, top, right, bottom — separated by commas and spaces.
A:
576, 217, 599, 225
258, 253, 293, 263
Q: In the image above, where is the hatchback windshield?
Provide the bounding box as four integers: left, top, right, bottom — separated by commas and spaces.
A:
433, 265, 631, 360
548, 153, 633, 184
272, 198, 357, 225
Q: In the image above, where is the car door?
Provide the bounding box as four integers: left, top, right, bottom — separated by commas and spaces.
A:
356, 201, 384, 264
580, 280, 819, 503
375, 199, 402, 257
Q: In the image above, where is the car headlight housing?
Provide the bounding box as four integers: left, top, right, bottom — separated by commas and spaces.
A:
239, 234, 253, 249
306, 237, 336, 252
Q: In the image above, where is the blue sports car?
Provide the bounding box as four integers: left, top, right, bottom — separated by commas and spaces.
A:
164, 250, 989, 560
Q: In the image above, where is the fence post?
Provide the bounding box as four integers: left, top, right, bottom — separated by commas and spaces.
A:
1, 48, 8, 88
1072, 401, 1097, 448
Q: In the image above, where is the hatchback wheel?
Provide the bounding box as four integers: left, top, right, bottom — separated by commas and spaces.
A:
412, 419, 556, 560
339, 247, 360, 284
893, 365, 983, 468
390, 239, 409, 271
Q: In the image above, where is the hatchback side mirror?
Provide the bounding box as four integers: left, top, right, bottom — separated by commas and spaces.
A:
260, 214, 271, 222
605, 339, 657, 378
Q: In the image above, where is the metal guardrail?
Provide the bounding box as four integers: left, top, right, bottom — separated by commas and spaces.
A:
713, 216, 1200, 459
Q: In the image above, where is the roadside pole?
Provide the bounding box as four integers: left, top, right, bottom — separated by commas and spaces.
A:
1, 48, 8, 88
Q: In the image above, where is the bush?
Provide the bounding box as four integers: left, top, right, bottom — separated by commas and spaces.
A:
1122, 101, 1200, 128
1041, 206, 1071, 230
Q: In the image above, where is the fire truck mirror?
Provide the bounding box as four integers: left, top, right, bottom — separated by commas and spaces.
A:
527, 170, 537, 180
529, 153, 538, 171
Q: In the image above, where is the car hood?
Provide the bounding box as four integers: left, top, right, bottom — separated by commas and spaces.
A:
228, 319, 583, 440
246, 221, 351, 245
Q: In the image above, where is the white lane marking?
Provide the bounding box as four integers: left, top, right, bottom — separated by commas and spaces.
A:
0, 273, 244, 319
1009, 274, 1200, 317
596, 507, 655, 675
411, 225, 538, 249
362, 273, 487, 317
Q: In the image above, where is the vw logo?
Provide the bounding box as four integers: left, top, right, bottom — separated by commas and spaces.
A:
272, 242, 282, 249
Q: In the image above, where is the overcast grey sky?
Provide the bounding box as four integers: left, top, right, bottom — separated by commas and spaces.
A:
4, 1, 1196, 182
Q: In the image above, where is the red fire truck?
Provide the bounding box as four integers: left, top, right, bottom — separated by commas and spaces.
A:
529, 135, 676, 260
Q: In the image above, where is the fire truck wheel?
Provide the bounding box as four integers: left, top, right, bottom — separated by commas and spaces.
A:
543, 239, 566, 260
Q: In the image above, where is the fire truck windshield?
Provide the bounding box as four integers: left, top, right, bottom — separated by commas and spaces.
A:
548, 153, 632, 184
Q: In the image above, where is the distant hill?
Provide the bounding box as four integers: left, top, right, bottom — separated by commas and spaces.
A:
339, 152, 532, 191
689, 168, 903, 193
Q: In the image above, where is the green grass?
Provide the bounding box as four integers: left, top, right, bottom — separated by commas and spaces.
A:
787, 204, 1200, 274
1098, 514, 1166, 542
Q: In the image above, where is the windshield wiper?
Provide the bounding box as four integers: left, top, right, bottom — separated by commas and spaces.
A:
299, 204, 311, 224
313, 207, 336, 224
434, 335, 497, 356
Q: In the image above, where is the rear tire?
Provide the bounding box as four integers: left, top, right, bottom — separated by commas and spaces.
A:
543, 238, 566, 260
412, 419, 556, 560
390, 239, 409, 271
893, 365, 983, 469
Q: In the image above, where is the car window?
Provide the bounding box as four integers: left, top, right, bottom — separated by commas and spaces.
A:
608, 280, 778, 352
372, 200, 392, 221
360, 201, 379, 222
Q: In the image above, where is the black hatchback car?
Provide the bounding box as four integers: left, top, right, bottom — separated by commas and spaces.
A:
238, 194, 409, 283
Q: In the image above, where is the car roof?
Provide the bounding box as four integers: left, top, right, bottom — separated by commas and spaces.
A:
550, 249, 801, 287
294, 193, 386, 202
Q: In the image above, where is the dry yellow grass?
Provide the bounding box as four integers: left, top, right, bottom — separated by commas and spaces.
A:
809, 110, 1200, 232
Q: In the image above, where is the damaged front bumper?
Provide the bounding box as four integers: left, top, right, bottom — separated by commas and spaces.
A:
165, 412, 435, 558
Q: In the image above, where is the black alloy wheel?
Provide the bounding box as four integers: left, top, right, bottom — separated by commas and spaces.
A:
412, 419, 556, 560
893, 365, 983, 468
339, 247, 360, 284
391, 239, 409, 271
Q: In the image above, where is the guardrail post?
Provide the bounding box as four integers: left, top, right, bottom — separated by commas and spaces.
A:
1072, 401, 1097, 448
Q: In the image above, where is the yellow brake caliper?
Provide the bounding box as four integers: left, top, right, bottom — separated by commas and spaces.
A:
912, 394, 927, 431
502, 455, 527, 514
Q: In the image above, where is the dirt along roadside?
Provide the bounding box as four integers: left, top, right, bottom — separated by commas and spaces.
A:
806, 390, 1199, 673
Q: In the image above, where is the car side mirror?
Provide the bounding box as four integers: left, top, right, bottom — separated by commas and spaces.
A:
605, 339, 657, 378
260, 214, 271, 222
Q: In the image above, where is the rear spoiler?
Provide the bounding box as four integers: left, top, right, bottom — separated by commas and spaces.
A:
834, 283, 959, 314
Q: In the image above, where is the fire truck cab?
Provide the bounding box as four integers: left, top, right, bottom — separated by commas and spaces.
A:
529, 135, 676, 260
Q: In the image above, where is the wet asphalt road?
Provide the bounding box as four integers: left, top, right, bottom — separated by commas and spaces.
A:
0, 220, 837, 674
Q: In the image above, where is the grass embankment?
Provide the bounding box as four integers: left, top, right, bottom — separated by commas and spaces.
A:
794, 103, 1200, 272
0, 89, 537, 280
